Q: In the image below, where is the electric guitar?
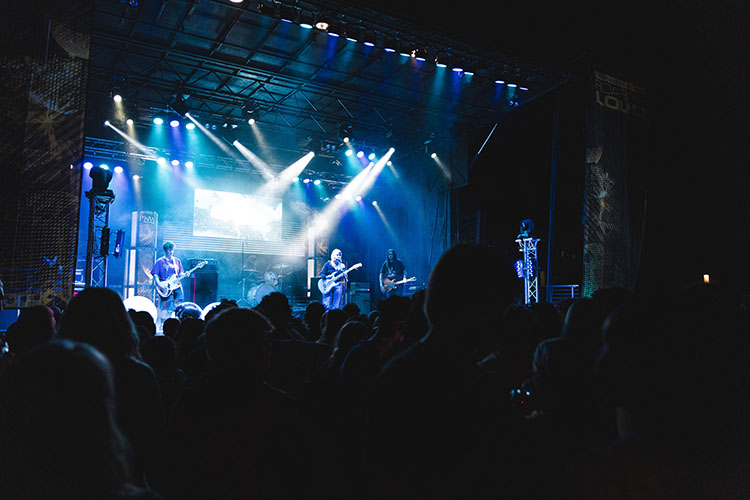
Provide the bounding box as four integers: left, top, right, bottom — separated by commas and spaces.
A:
155, 260, 207, 298
382, 276, 417, 293
318, 263, 362, 294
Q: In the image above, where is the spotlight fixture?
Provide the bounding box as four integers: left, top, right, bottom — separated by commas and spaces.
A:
126, 118, 134, 126
169, 95, 190, 116
89, 165, 113, 193
113, 94, 122, 103
185, 122, 195, 130
298, 11, 314, 29
362, 30, 376, 47
114, 166, 124, 174
153, 117, 164, 125
279, 5, 296, 23
326, 21, 343, 37
383, 36, 397, 53
169, 119, 180, 128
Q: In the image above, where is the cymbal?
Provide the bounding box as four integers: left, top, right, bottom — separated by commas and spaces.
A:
271, 263, 291, 269
243, 268, 261, 273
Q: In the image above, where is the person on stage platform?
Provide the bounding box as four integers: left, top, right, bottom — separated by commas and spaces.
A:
379, 248, 407, 298
320, 248, 347, 311
150, 241, 184, 324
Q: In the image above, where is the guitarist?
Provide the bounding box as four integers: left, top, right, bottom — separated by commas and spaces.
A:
150, 241, 184, 324
379, 248, 406, 298
320, 248, 347, 311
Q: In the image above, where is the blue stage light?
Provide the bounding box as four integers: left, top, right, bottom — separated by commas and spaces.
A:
114, 166, 124, 174
153, 117, 164, 125
185, 122, 195, 130
83, 161, 93, 170
313, 179, 321, 185
170, 119, 180, 128
514, 259, 524, 278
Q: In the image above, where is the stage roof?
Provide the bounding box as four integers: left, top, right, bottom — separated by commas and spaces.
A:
88, 0, 569, 157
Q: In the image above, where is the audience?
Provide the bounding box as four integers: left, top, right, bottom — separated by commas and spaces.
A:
4, 246, 750, 500
56, 287, 168, 493
0, 339, 162, 499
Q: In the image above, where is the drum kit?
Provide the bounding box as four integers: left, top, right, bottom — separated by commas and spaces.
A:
241, 263, 292, 307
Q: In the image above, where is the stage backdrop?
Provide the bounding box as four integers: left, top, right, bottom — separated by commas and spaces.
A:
0, 1, 91, 310
582, 62, 648, 296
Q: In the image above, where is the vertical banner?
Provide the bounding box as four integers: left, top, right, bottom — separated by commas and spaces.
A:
0, 1, 91, 309
583, 64, 648, 296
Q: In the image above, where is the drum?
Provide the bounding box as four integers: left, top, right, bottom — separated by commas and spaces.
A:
263, 271, 278, 287
247, 283, 276, 307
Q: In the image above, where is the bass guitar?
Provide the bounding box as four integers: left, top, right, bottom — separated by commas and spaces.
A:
318, 263, 362, 294
155, 260, 208, 298
382, 276, 416, 293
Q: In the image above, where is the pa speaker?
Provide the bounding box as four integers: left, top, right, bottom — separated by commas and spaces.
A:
188, 269, 218, 308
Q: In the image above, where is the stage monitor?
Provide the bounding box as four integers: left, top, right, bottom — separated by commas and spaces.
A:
193, 188, 282, 241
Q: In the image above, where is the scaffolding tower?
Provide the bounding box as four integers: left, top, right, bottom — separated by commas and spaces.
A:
516, 236, 541, 305
84, 189, 115, 288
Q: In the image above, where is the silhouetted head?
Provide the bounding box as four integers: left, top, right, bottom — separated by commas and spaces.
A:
257, 291, 292, 324
204, 307, 273, 378
5, 305, 56, 356
57, 287, 139, 362
0, 339, 132, 495
141, 335, 178, 377
386, 249, 397, 262
319, 308, 348, 345
424, 244, 520, 352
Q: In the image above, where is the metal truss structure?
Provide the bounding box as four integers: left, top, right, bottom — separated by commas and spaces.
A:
516, 236, 541, 305
85, 189, 116, 288
88, 0, 568, 158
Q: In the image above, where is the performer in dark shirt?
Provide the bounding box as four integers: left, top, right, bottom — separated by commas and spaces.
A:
150, 241, 184, 324
379, 248, 407, 298
320, 248, 347, 311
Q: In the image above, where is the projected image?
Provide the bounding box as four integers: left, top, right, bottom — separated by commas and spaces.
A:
193, 188, 282, 241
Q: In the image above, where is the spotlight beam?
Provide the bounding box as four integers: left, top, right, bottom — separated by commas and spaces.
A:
185, 113, 236, 157
104, 122, 159, 161
260, 152, 315, 197
232, 140, 276, 182
305, 148, 395, 238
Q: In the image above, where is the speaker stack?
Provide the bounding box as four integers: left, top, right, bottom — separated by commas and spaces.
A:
188, 259, 218, 308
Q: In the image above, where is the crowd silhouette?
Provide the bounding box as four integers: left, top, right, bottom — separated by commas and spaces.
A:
2, 243, 750, 499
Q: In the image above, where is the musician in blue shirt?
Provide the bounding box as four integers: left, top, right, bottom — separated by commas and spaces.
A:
320, 248, 347, 311
150, 241, 184, 323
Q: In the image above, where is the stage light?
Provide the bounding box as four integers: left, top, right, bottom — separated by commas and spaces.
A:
185, 161, 194, 168
185, 122, 195, 130
383, 37, 397, 53
514, 259, 525, 278
327, 22, 343, 37
169, 119, 180, 128
507, 83, 518, 88
368, 152, 376, 160
126, 118, 134, 125
372, 200, 377, 206
343, 136, 350, 143
334, 194, 341, 199
104, 120, 110, 126
519, 86, 529, 91
99, 164, 109, 170
171, 159, 180, 166
114, 165, 124, 174
355, 195, 362, 201
313, 179, 321, 185
113, 229, 125, 258
303, 178, 312, 184
315, 21, 329, 31
132, 174, 140, 180
113, 94, 122, 103
452, 66, 463, 73
345, 149, 353, 157
362, 31, 376, 47
89, 165, 113, 192
157, 157, 167, 166
298, 11, 314, 29
292, 176, 299, 182
169, 95, 190, 116
247, 118, 255, 125
356, 151, 365, 158
83, 161, 93, 169
153, 117, 164, 125
431, 152, 437, 159
495, 79, 505, 84
279, 5, 296, 23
